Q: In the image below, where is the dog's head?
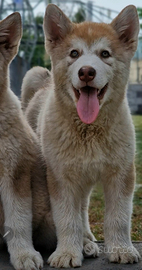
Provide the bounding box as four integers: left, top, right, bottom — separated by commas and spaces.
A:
44, 5, 139, 124
0, 12, 22, 67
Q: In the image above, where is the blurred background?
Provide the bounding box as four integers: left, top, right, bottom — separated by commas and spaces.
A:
0, 0, 142, 112
0, 0, 142, 242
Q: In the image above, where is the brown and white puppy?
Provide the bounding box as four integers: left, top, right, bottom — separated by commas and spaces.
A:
21, 4, 140, 268
0, 13, 55, 270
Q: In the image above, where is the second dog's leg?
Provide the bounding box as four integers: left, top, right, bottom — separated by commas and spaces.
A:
1, 175, 43, 270
47, 176, 83, 268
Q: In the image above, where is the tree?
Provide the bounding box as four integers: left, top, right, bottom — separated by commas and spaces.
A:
31, 16, 45, 67
72, 7, 86, 23
137, 8, 142, 29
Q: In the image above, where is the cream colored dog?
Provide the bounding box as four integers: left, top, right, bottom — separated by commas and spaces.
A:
0, 13, 56, 270
21, 4, 141, 268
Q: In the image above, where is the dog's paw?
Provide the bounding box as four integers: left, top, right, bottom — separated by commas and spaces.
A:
47, 249, 83, 268
83, 239, 99, 258
10, 248, 43, 270
107, 245, 141, 264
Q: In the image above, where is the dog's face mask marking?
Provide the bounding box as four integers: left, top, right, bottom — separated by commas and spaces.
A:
44, 4, 139, 124
67, 38, 113, 124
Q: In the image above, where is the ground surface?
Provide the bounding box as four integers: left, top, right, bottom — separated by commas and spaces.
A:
0, 242, 142, 270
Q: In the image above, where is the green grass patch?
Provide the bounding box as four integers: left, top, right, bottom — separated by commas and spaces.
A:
133, 115, 142, 184
89, 115, 142, 241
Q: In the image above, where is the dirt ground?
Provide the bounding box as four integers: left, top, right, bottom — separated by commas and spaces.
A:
0, 242, 142, 270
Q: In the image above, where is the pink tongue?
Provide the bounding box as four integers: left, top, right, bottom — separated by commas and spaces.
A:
77, 89, 99, 124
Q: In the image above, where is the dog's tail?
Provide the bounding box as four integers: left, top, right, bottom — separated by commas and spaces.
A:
21, 66, 51, 111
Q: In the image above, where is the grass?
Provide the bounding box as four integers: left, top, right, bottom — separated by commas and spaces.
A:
89, 115, 142, 241
132, 115, 142, 241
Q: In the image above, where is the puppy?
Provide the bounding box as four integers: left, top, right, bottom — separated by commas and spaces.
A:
0, 12, 55, 270
21, 4, 140, 268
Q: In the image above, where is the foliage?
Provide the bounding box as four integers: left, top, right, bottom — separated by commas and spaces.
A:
137, 7, 142, 18
31, 16, 45, 67
137, 8, 142, 29
72, 7, 86, 23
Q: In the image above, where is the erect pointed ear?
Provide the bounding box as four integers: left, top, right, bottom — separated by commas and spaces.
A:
111, 5, 139, 52
43, 4, 72, 48
0, 12, 22, 62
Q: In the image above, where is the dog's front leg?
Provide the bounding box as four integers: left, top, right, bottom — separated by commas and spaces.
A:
47, 175, 83, 268
102, 164, 140, 263
1, 177, 43, 270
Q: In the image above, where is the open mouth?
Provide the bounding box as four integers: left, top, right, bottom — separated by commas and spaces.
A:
73, 83, 108, 124
73, 83, 108, 101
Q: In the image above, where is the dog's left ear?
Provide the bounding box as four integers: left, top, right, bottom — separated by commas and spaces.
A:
111, 5, 139, 53
0, 12, 22, 62
43, 4, 72, 49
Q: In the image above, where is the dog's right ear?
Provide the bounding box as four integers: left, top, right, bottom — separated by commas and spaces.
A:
0, 12, 22, 63
43, 4, 72, 49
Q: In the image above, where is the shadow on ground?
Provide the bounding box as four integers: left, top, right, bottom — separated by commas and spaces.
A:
0, 242, 142, 270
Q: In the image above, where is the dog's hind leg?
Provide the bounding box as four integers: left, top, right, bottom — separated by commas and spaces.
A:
81, 188, 99, 258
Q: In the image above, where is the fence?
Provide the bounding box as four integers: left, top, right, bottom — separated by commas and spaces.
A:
128, 84, 142, 114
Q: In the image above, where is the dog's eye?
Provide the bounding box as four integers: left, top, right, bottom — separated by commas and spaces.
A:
70, 50, 79, 58
101, 50, 110, 58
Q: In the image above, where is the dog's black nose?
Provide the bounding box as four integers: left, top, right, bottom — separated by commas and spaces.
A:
78, 66, 96, 83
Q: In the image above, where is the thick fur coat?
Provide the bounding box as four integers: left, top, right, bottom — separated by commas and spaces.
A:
0, 13, 55, 270
22, 4, 140, 268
